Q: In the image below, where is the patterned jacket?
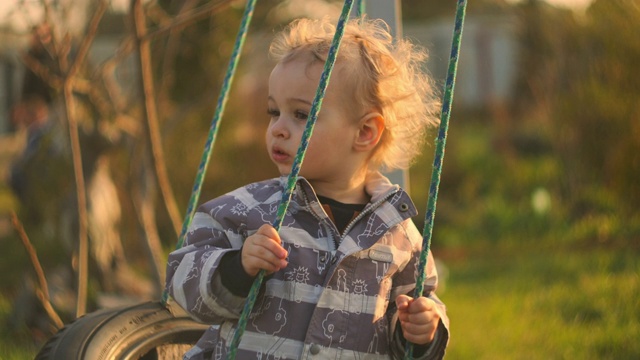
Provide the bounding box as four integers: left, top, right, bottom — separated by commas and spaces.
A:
166, 173, 449, 359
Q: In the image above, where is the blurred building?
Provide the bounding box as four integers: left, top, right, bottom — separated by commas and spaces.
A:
405, 14, 519, 109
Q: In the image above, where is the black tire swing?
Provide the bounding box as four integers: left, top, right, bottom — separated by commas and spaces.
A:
36, 0, 467, 357
35, 301, 207, 360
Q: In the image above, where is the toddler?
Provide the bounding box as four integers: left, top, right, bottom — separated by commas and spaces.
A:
166, 17, 449, 359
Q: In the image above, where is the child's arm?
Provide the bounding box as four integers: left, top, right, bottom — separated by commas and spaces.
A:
165, 206, 289, 322
216, 224, 288, 297
165, 204, 250, 323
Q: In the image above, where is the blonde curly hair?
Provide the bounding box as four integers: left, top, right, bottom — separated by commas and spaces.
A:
269, 17, 440, 171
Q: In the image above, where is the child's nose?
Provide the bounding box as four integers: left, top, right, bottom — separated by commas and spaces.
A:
270, 117, 290, 138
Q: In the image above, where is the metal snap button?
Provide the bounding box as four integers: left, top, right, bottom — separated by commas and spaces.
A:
399, 203, 410, 212
310, 343, 321, 355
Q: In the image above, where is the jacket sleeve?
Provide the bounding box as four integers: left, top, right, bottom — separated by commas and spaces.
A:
165, 204, 248, 324
388, 222, 450, 359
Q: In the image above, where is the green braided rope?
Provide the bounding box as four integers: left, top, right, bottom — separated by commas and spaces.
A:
404, 0, 467, 358
161, 0, 257, 305
355, 0, 365, 18
227, 1, 355, 358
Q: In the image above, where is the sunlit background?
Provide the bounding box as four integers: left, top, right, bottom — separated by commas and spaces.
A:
0, 0, 637, 359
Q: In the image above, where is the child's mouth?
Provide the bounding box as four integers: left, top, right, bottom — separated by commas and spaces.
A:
271, 147, 289, 162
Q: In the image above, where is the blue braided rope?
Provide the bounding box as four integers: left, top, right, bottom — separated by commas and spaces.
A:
161, 0, 257, 306
227, 1, 355, 358
404, 0, 467, 358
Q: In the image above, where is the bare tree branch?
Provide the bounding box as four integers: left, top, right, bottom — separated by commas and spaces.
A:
10, 211, 64, 330
93, 37, 136, 113
132, 0, 183, 238
144, 0, 233, 41
67, 3, 107, 79
63, 83, 89, 318
59, 0, 109, 318
133, 177, 166, 296
21, 52, 64, 90
158, 0, 200, 109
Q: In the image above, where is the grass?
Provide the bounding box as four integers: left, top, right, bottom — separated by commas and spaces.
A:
0, 294, 41, 359
438, 245, 640, 359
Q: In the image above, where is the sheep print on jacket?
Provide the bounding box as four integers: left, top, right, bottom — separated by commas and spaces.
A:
165, 173, 449, 359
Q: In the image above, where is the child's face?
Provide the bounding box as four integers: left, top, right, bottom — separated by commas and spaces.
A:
266, 57, 361, 183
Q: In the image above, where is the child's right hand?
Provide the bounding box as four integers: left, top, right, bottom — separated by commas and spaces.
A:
241, 224, 288, 276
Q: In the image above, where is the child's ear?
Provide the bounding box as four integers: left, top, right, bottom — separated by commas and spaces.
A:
354, 112, 385, 152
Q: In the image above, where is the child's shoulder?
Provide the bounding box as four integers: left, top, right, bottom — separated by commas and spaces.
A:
233, 177, 284, 198
203, 177, 283, 208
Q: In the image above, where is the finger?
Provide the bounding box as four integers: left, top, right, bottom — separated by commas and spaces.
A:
242, 250, 287, 276
242, 235, 287, 276
245, 235, 288, 265
400, 313, 439, 345
409, 299, 438, 323
407, 297, 435, 314
257, 224, 281, 244
255, 225, 287, 259
395, 295, 412, 311
401, 322, 436, 345
405, 309, 438, 327
400, 320, 432, 336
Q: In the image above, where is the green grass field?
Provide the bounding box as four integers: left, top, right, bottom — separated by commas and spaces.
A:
439, 245, 639, 359
0, 294, 41, 359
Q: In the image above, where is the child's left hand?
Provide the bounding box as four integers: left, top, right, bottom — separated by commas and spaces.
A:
395, 295, 440, 345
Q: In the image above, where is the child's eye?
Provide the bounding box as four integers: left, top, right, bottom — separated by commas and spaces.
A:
294, 110, 309, 121
267, 108, 280, 118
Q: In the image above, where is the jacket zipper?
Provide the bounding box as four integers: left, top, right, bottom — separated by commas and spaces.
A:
296, 181, 402, 250
340, 189, 398, 238
299, 188, 341, 251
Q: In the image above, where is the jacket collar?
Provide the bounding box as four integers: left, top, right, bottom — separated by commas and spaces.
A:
278, 172, 418, 218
